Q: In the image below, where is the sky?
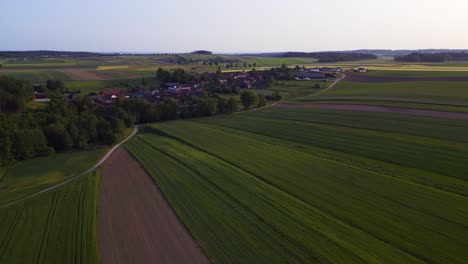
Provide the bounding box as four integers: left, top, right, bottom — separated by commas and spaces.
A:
1, 0, 468, 53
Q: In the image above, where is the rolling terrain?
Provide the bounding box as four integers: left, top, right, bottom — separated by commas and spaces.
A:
126, 109, 468, 263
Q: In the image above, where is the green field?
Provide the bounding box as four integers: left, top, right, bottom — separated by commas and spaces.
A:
126, 109, 468, 263
0, 70, 73, 83
0, 148, 107, 206
312, 80, 468, 105
0, 171, 100, 263
367, 70, 468, 77
294, 99, 468, 113
65, 77, 161, 94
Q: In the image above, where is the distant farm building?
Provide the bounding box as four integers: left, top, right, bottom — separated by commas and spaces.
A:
294, 72, 325, 80
34, 92, 50, 102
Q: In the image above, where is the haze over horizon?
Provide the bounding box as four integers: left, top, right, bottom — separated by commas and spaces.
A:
1, 0, 468, 53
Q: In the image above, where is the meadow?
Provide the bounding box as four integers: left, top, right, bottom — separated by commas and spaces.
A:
0, 148, 107, 206
0, 171, 100, 264
0, 70, 73, 83
310, 80, 468, 106
126, 109, 468, 263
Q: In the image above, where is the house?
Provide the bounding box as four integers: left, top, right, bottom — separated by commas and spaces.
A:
240, 80, 252, 89
34, 92, 50, 102
234, 74, 248, 79
168, 86, 192, 94
101, 90, 121, 96
357, 67, 367, 73
165, 82, 181, 89
294, 72, 325, 80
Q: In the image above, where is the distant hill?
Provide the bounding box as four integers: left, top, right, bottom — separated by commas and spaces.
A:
0, 50, 116, 58
395, 52, 468, 62
235, 50, 468, 58
341, 49, 468, 57
282, 52, 377, 62
191, 50, 213, 55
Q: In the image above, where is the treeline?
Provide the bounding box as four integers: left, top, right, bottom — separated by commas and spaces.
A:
192, 50, 212, 55
395, 52, 468, 62
0, 51, 110, 58
282, 52, 377, 62
0, 78, 136, 164
1, 75, 269, 165
0, 76, 34, 113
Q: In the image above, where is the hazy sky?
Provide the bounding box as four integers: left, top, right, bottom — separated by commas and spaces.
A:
1, 0, 468, 53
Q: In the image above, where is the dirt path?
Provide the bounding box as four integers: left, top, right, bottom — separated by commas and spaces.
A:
99, 148, 210, 264
275, 103, 468, 120
0, 127, 138, 209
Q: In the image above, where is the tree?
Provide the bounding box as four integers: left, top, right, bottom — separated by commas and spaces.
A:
0, 76, 34, 113
0, 136, 13, 165
240, 91, 258, 109
46, 80, 65, 91
226, 98, 237, 113
156, 68, 171, 82
258, 94, 267, 107
162, 99, 178, 120
253, 62, 257, 67
216, 66, 222, 75
45, 124, 73, 151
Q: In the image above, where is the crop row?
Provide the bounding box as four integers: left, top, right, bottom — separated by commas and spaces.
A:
128, 121, 468, 263
0, 171, 100, 263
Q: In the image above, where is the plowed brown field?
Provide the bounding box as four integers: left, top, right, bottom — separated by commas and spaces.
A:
99, 148, 210, 264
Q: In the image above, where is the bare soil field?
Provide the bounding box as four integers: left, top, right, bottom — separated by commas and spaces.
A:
346, 73, 468, 82
275, 103, 468, 120
99, 148, 210, 264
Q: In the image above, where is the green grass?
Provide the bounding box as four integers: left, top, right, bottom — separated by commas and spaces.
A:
0, 71, 72, 83
0, 148, 107, 206
0, 170, 100, 263
315, 81, 468, 105
367, 70, 468, 77
126, 112, 468, 263
294, 98, 468, 113
65, 77, 161, 94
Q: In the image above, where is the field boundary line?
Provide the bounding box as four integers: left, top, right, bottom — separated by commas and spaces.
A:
241, 112, 468, 145
193, 120, 468, 200
138, 132, 428, 262
0, 126, 139, 209
135, 137, 325, 263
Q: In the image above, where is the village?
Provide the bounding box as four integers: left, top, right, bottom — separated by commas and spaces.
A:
33, 65, 366, 107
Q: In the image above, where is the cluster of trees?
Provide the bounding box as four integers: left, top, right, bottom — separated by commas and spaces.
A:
0, 76, 34, 113
240, 91, 267, 109
179, 94, 237, 118
266, 64, 295, 80
282, 52, 377, 62
157, 68, 200, 83
0, 92, 135, 165
394, 52, 468, 62
120, 98, 178, 123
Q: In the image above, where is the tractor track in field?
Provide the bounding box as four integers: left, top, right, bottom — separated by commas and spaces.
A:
274, 104, 468, 120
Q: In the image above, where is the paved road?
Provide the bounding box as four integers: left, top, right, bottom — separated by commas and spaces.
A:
0, 126, 139, 209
